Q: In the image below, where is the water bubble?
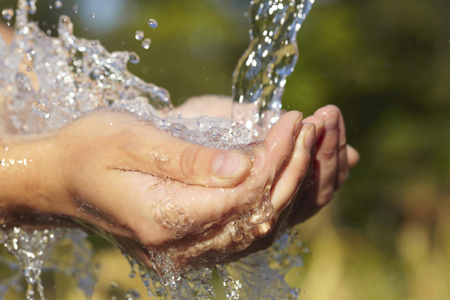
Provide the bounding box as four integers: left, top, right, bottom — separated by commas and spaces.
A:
91, 14, 95, 18
2, 8, 14, 20
135, 30, 144, 40
141, 38, 151, 50
128, 51, 140, 64
55, 1, 62, 9
148, 19, 158, 28
30, 102, 50, 119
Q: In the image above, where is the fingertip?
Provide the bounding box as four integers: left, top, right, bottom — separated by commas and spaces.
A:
302, 116, 324, 143
347, 144, 360, 168
314, 105, 339, 132
212, 150, 251, 186
300, 122, 316, 152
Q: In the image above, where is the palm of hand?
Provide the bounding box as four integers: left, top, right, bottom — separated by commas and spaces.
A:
54, 108, 312, 270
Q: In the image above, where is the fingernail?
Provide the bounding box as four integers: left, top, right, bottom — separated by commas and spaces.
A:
294, 113, 303, 136
213, 151, 247, 178
324, 111, 339, 131
303, 123, 315, 151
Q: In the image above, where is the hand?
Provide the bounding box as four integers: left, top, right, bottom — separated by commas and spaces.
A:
174, 96, 360, 224
170, 97, 360, 259
0, 108, 314, 273
286, 105, 360, 226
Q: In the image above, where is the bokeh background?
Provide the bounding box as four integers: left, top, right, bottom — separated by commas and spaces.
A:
1, 0, 450, 299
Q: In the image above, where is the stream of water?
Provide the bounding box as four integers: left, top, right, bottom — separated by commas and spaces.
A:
0, 0, 314, 299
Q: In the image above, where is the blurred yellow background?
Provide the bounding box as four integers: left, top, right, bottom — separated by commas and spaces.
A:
1, 0, 450, 299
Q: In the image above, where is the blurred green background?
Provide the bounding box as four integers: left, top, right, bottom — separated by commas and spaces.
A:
1, 0, 450, 299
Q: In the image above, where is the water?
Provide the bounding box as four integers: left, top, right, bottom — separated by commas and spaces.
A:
142, 38, 151, 50
148, 19, 158, 29
0, 0, 314, 299
232, 0, 314, 139
54, 1, 62, 9
2, 8, 14, 21
30, 102, 50, 119
135, 30, 144, 41
0, 228, 96, 300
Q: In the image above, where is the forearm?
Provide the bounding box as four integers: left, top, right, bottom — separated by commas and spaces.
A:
0, 132, 69, 224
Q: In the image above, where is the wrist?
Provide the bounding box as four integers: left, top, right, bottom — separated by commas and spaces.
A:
0, 132, 70, 224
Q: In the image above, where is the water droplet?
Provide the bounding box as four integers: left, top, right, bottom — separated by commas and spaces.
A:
55, 1, 62, 9
125, 289, 140, 299
148, 19, 158, 28
27, 67, 32, 72
128, 52, 140, 64
135, 30, 144, 40
73, 4, 78, 13
49, 4, 53, 9
141, 38, 151, 49
91, 14, 95, 18
30, 102, 50, 119
46, 29, 52, 35
110, 281, 118, 289
26, 1, 37, 14
2, 8, 14, 20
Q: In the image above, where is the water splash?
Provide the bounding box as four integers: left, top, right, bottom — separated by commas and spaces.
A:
30, 102, 50, 119
217, 229, 305, 300
2, 8, 14, 21
0, 0, 314, 298
232, 0, 314, 139
0, 228, 95, 300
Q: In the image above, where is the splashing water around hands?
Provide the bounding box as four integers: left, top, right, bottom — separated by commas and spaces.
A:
0, 0, 359, 298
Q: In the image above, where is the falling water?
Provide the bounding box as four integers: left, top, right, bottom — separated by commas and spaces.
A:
0, 0, 314, 299
232, 0, 314, 139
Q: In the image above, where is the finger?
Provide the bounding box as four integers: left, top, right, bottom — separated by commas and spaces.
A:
98, 170, 249, 246
311, 105, 340, 206
335, 106, 349, 190
123, 121, 252, 188
260, 110, 303, 180
270, 123, 315, 216
303, 115, 325, 143
347, 144, 360, 168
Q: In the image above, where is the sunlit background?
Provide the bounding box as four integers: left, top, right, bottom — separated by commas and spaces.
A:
1, 0, 450, 299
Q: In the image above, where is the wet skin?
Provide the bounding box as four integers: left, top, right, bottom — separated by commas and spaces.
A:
0, 100, 358, 271
0, 24, 359, 271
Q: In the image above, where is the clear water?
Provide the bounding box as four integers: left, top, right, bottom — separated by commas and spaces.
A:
232, 0, 314, 139
0, 228, 95, 300
0, 0, 314, 299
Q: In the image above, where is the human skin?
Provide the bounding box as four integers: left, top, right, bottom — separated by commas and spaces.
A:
0, 24, 359, 270
0, 100, 358, 270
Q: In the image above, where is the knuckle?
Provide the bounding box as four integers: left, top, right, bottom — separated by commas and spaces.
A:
180, 144, 202, 178
318, 146, 337, 160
